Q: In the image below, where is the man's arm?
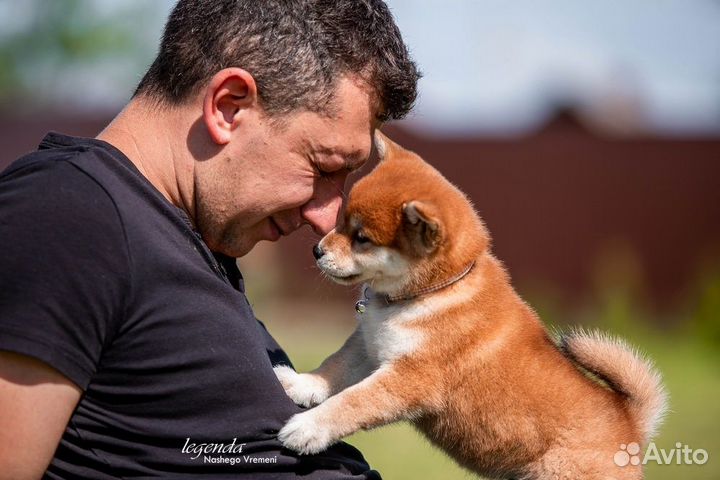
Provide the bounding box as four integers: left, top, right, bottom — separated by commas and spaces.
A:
0, 351, 81, 480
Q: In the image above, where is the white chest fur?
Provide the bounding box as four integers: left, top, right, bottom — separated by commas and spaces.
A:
356, 295, 426, 367
355, 279, 479, 368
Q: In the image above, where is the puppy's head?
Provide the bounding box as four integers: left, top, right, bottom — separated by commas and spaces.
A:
315, 132, 489, 296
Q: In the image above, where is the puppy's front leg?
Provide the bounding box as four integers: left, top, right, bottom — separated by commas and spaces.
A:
278, 363, 431, 454
274, 329, 371, 408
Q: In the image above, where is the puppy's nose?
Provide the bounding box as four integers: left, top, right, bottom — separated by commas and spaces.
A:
312, 244, 325, 260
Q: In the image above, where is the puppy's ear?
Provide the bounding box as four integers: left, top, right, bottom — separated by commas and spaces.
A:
373, 131, 402, 162
402, 201, 443, 255
374, 131, 388, 161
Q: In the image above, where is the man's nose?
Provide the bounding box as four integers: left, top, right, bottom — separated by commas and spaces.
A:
301, 181, 345, 235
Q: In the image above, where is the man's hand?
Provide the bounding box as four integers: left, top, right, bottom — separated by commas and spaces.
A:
0, 351, 81, 480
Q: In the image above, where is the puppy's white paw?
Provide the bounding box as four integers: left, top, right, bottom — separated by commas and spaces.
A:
278, 410, 335, 455
273, 365, 329, 407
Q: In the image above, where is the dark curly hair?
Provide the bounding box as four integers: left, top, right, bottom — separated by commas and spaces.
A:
134, 0, 420, 121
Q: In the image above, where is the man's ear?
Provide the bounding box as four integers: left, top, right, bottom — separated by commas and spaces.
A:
402, 201, 443, 255
203, 68, 258, 145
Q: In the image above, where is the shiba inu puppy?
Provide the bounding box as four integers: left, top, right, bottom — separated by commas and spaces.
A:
274, 132, 667, 479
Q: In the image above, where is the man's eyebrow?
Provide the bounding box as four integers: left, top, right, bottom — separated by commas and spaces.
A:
317, 147, 367, 170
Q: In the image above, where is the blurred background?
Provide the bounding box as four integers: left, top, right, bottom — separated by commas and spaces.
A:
1, 1, 718, 478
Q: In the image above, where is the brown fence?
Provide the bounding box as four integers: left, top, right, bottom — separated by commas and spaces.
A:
2, 110, 718, 309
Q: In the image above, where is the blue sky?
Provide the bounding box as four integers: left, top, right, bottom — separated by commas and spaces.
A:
386, 0, 720, 135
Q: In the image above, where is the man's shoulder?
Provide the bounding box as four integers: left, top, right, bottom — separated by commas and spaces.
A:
3, 132, 136, 195
1, 145, 119, 222
0, 133, 170, 236
0, 136, 139, 273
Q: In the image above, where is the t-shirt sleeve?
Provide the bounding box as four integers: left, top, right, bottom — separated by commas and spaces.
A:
0, 158, 129, 389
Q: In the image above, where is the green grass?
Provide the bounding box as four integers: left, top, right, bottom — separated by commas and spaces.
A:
640, 335, 719, 480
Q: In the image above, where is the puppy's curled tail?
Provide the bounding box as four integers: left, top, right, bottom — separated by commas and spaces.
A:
560, 329, 668, 443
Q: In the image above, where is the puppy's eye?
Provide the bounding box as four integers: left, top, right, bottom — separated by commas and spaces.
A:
353, 230, 372, 245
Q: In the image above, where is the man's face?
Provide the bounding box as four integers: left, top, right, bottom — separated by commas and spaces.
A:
194, 76, 378, 257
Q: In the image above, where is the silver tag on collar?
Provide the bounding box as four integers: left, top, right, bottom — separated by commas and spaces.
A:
355, 300, 367, 314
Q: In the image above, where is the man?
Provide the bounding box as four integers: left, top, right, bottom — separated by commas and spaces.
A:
0, 0, 419, 478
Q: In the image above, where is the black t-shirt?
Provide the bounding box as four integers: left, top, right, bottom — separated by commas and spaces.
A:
0, 133, 379, 479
